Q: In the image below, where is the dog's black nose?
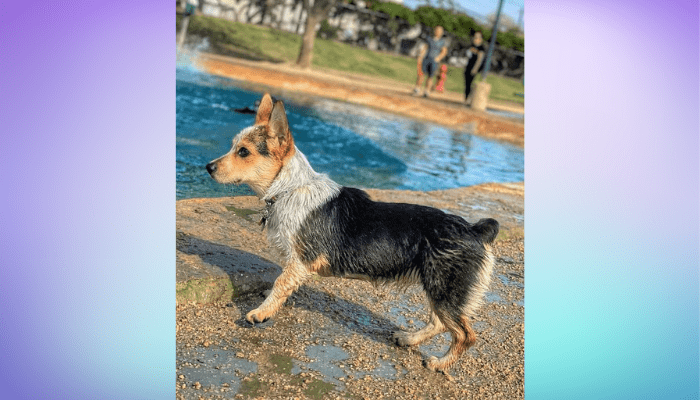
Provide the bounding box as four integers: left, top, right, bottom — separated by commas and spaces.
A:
206, 162, 216, 175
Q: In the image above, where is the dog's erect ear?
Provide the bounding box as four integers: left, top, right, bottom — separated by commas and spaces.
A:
269, 101, 292, 146
255, 93, 274, 125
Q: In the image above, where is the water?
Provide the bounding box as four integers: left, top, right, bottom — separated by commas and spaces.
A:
291, 344, 401, 388
177, 346, 258, 394
176, 67, 523, 200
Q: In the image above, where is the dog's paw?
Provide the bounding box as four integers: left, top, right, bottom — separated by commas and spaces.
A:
391, 331, 414, 347
423, 356, 441, 372
245, 308, 270, 325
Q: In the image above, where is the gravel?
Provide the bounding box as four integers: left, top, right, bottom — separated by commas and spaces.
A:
176, 184, 524, 399
176, 235, 523, 399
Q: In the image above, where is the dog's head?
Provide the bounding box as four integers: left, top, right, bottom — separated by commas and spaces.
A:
206, 93, 295, 196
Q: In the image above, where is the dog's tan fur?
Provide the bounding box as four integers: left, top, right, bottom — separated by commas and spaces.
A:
207, 94, 295, 196
246, 254, 333, 323
246, 259, 311, 323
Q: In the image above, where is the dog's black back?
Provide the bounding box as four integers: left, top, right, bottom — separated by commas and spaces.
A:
295, 187, 498, 315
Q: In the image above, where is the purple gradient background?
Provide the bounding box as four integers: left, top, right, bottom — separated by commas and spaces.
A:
1, 1, 174, 398
0, 0, 697, 399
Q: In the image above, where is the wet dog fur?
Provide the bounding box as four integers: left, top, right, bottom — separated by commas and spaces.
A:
206, 93, 499, 372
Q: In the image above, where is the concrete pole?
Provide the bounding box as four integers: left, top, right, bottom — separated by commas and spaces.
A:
517, 6, 524, 31
481, 0, 503, 79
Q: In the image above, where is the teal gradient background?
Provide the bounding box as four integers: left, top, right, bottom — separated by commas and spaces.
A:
0, 0, 697, 399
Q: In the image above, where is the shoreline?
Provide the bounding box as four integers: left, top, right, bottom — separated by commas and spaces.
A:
193, 53, 524, 148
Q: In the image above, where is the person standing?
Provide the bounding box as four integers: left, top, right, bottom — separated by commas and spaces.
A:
412, 26, 448, 98
464, 31, 485, 105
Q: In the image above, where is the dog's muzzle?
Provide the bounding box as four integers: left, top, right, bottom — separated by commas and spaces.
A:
205, 162, 217, 176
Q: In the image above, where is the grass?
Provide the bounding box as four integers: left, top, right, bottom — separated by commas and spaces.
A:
238, 376, 267, 398
312, 40, 417, 82
269, 354, 294, 374
179, 15, 524, 104
478, 73, 525, 104
435, 62, 524, 104
304, 378, 335, 399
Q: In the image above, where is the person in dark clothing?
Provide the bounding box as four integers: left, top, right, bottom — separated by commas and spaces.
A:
464, 31, 485, 105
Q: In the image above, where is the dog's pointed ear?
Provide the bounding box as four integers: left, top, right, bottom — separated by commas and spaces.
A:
255, 93, 274, 125
269, 100, 292, 146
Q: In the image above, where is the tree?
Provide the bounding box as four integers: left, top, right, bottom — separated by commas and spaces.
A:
435, 0, 457, 12
296, 0, 338, 68
414, 6, 456, 31
453, 14, 478, 39
486, 12, 517, 32
371, 2, 417, 25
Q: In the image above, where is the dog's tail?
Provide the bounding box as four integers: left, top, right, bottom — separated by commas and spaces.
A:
472, 218, 499, 244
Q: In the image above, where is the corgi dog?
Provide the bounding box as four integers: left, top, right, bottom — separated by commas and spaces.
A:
206, 93, 499, 372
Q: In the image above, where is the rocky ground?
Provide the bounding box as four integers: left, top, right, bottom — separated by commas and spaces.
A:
176, 183, 524, 399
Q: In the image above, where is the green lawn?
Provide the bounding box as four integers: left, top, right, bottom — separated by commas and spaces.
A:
478, 74, 525, 104
178, 15, 524, 104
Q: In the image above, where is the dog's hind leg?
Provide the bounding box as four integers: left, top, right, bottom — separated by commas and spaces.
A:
392, 308, 445, 347
421, 242, 494, 372
424, 313, 476, 373
246, 261, 310, 324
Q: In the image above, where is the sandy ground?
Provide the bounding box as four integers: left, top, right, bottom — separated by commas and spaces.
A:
195, 53, 524, 148
176, 185, 524, 399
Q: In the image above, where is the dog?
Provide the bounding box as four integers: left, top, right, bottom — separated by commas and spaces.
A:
206, 93, 499, 372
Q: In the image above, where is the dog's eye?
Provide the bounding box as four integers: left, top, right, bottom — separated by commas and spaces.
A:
237, 147, 250, 158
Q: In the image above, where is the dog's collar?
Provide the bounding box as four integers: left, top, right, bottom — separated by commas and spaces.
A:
259, 190, 291, 229
259, 197, 276, 229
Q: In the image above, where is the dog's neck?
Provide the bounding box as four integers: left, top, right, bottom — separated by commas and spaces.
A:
259, 147, 340, 234
262, 147, 339, 204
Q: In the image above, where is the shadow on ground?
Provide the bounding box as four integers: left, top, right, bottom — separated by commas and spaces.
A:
177, 232, 402, 345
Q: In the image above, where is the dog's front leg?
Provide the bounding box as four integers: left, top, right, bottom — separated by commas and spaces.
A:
246, 261, 310, 324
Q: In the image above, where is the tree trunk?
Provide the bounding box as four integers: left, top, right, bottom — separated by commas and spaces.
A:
276, 2, 285, 29
296, 7, 304, 34
259, 0, 268, 26
296, 12, 323, 68
177, 16, 190, 51
177, 0, 190, 51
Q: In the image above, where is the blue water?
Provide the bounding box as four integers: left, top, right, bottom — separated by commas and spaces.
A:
176, 68, 523, 200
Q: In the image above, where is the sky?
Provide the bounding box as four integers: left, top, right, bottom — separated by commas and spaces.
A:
402, 0, 524, 27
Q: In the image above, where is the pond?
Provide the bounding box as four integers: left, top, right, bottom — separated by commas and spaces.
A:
176, 66, 523, 200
